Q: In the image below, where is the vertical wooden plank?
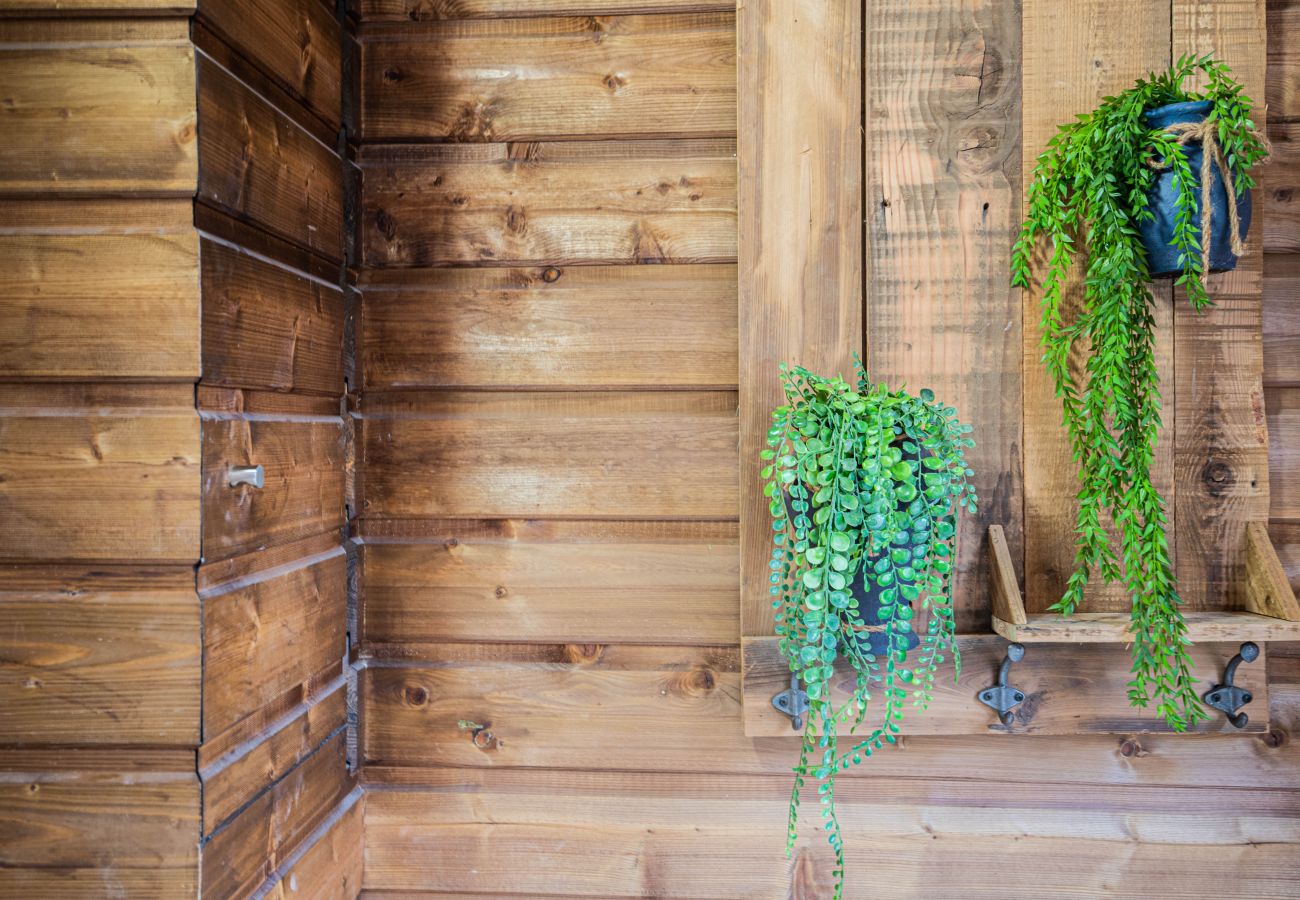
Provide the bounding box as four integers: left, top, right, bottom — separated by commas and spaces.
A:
1172, 0, 1271, 607
1020, 0, 1172, 612
864, 0, 1022, 631
737, 0, 862, 637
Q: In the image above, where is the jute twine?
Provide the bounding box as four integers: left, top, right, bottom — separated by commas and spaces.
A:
1148, 119, 1270, 274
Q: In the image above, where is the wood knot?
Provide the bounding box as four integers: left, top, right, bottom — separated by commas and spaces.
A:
669, 667, 718, 697
1202, 459, 1235, 496
494, 585, 508, 599
375, 209, 398, 241
382, 66, 404, 83
1118, 737, 1147, 758
602, 73, 627, 92
542, 266, 562, 283
1263, 729, 1288, 749
504, 205, 527, 234
563, 644, 604, 665
404, 685, 429, 706
1273, 188, 1294, 205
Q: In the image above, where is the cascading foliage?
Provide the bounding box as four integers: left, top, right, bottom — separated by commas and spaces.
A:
1010, 54, 1270, 731
762, 359, 976, 899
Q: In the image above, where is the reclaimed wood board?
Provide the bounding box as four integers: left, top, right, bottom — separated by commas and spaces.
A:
1264, 253, 1300, 385
352, 0, 735, 20
1269, 0, 1300, 121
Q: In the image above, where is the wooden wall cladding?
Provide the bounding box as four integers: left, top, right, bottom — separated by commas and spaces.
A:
1270, 0, 1300, 119
1264, 254, 1300, 384
358, 264, 737, 390
1267, 122, 1299, 254
265, 788, 363, 900
352, 0, 735, 20
358, 13, 734, 142
358, 139, 737, 267
0, 18, 196, 196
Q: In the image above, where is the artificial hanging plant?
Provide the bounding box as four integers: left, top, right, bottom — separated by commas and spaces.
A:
762, 359, 976, 899
1011, 54, 1270, 731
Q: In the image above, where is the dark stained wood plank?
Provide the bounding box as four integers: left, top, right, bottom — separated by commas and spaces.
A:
357, 390, 737, 519
0, 566, 199, 746
0, 384, 200, 563
358, 264, 736, 389
359, 520, 737, 646
198, 0, 344, 130
201, 541, 347, 738
359, 13, 734, 142
198, 53, 345, 263
1268, 385, 1300, 520
0, 0, 195, 10
737, 0, 861, 638
1264, 253, 1300, 385
200, 415, 346, 561
1266, 122, 1299, 254
263, 787, 364, 900
353, 0, 734, 20
864, 0, 1022, 631
201, 238, 345, 396
0, 19, 197, 196
358, 139, 736, 267
1269, 0, 1300, 121
0, 200, 199, 381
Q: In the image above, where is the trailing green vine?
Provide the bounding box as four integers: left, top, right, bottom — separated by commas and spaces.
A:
763, 359, 975, 898
1011, 54, 1269, 731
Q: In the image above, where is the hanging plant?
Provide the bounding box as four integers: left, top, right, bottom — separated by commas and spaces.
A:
762, 359, 976, 899
1011, 54, 1270, 731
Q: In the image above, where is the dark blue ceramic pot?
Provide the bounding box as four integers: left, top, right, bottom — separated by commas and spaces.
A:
1140, 100, 1251, 277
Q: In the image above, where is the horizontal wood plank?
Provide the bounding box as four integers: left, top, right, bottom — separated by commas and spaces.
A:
993, 610, 1300, 643
1269, 0, 1300, 122
263, 787, 364, 900
360, 520, 737, 646
1268, 385, 1300, 521
0, 566, 199, 746
357, 390, 737, 519
201, 238, 345, 396
359, 140, 736, 266
0, 0, 195, 10
359, 13, 734, 141
359, 264, 737, 389
352, 0, 734, 20
1265, 253, 1300, 385
1266, 122, 1298, 254
0, 19, 196, 196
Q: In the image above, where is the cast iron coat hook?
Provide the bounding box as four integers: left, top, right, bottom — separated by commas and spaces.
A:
978, 642, 1026, 725
1202, 641, 1260, 728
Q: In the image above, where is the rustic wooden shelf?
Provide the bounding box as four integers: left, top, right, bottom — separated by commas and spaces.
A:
988, 523, 1300, 642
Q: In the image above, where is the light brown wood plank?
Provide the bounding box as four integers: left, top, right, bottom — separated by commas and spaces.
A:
264, 788, 364, 900
993, 610, 1300, 643
198, 53, 345, 263
359, 264, 737, 389
0, 201, 199, 381
360, 520, 737, 646
361, 772, 1300, 898
738, 0, 862, 637
357, 390, 737, 519
201, 415, 346, 561
0, 566, 199, 746
988, 524, 1027, 625
358, 140, 736, 266
198, 0, 343, 130
201, 545, 347, 739
0, 0, 194, 10
201, 238, 345, 396
0, 20, 196, 196
1269, 0, 1300, 121
0, 384, 200, 563
1264, 252, 1300, 384
864, 0, 1022, 630
1268, 385, 1300, 520
1021, 0, 1172, 611
1266, 121, 1299, 254
359, 13, 734, 142
1245, 521, 1300, 619
353, 0, 734, 20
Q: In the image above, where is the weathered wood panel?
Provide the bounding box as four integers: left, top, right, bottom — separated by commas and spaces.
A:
1268, 385, 1300, 520
0, 200, 199, 381
0, 0, 195, 10
359, 140, 736, 267
1265, 253, 1300, 385
0, 384, 200, 563
0, 19, 196, 196
201, 238, 345, 396
359, 13, 734, 142
359, 265, 736, 389
1270, 0, 1300, 121
1266, 122, 1299, 254
264, 788, 364, 900
0, 567, 199, 746
353, 0, 734, 20
201, 539, 347, 738
737, 0, 861, 637
359, 520, 737, 646
200, 415, 346, 561
198, 53, 345, 263
358, 391, 737, 519
863, 0, 1022, 631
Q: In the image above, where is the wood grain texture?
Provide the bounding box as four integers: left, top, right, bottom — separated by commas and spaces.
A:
263, 787, 364, 900
201, 415, 346, 561
864, 0, 1022, 630
359, 13, 734, 142
1269, 0, 1300, 121
201, 544, 347, 738
993, 610, 1300, 643
357, 390, 737, 519
1266, 122, 1299, 254
1268, 385, 1300, 520
358, 140, 736, 267
738, 0, 861, 637
0, 384, 200, 563
352, 0, 734, 20
0, 0, 194, 10
201, 238, 345, 396
1245, 522, 1300, 620
1021, 0, 1173, 612
988, 524, 1027, 625
0, 19, 196, 196
198, 0, 344, 129
0, 567, 199, 746
0, 201, 199, 381
198, 53, 345, 263
358, 264, 737, 389
359, 520, 737, 646
361, 771, 1300, 898
1264, 253, 1300, 385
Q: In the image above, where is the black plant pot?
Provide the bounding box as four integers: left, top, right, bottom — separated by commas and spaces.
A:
1140, 100, 1251, 278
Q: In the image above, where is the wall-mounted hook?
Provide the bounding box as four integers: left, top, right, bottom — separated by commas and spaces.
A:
978, 642, 1026, 725
772, 672, 809, 731
1203, 641, 1260, 728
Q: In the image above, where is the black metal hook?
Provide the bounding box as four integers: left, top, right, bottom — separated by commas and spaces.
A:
772, 672, 810, 731
978, 642, 1026, 725
1202, 641, 1260, 728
